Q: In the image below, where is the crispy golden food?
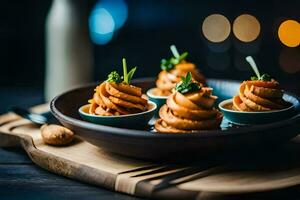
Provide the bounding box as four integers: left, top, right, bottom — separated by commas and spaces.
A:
41, 124, 74, 146
154, 61, 206, 96
233, 80, 289, 112
89, 82, 148, 116
87, 58, 148, 116
155, 87, 223, 133
234, 56, 291, 112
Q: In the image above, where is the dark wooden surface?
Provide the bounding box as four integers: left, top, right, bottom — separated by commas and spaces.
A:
0, 88, 142, 200
0, 147, 142, 200
3, 147, 300, 200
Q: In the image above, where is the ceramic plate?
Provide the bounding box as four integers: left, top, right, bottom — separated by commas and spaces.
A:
51, 78, 300, 160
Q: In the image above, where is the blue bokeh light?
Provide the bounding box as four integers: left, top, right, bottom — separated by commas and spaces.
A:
89, 0, 128, 45
100, 0, 128, 30
89, 8, 115, 45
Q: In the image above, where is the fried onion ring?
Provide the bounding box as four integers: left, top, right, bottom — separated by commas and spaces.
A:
154, 61, 206, 96
155, 87, 223, 133
88, 82, 148, 116
232, 80, 288, 112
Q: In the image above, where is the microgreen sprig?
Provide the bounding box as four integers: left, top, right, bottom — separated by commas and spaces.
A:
245, 56, 272, 81
122, 58, 137, 84
161, 45, 189, 71
106, 58, 137, 84
175, 72, 201, 94
107, 71, 122, 83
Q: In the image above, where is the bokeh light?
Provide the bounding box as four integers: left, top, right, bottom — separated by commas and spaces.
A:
99, 0, 128, 30
89, 8, 115, 45
233, 14, 260, 42
202, 14, 231, 43
89, 0, 128, 45
278, 20, 300, 47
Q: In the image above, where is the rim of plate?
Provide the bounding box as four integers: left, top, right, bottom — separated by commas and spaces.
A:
79, 101, 157, 118
146, 88, 169, 99
219, 97, 295, 114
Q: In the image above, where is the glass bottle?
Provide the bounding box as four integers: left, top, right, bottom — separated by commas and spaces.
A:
45, 0, 92, 101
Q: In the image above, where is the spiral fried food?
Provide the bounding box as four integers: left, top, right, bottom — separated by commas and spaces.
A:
233, 80, 289, 111
155, 87, 223, 133
153, 61, 206, 96
89, 82, 148, 116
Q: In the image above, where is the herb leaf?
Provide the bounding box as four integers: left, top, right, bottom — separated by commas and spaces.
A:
185, 71, 192, 83
260, 74, 271, 81
175, 72, 201, 94
251, 74, 271, 81
170, 45, 180, 58
107, 71, 122, 83
127, 67, 137, 83
122, 58, 128, 84
160, 59, 173, 71
122, 58, 137, 84
251, 76, 258, 81
179, 52, 188, 60
246, 56, 273, 82
160, 45, 189, 71
246, 56, 260, 79
107, 58, 137, 84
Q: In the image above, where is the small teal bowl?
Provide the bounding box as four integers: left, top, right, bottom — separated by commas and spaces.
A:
79, 101, 157, 128
146, 88, 168, 114
219, 95, 297, 125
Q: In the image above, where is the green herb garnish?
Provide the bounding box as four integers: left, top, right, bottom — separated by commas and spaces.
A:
246, 56, 272, 81
260, 74, 272, 81
122, 58, 137, 84
107, 71, 122, 83
106, 58, 137, 84
161, 45, 188, 71
251, 74, 271, 81
175, 72, 201, 94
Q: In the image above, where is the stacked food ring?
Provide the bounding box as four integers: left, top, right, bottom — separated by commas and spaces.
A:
155, 86, 223, 133
233, 80, 288, 111
154, 61, 206, 96
89, 82, 148, 116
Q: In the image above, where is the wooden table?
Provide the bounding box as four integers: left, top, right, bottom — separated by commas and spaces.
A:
0, 147, 142, 200
0, 87, 141, 200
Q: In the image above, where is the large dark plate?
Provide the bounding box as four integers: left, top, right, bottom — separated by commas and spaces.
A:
51, 78, 300, 161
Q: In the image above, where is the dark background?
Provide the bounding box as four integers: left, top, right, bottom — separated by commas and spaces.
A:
0, 0, 299, 96
0, 2, 300, 199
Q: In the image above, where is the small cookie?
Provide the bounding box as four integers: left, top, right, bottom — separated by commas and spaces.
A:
41, 124, 74, 146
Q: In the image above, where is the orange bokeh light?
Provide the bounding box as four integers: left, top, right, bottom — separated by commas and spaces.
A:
278, 20, 300, 47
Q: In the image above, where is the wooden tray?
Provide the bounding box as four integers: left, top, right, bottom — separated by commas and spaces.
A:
1, 104, 300, 199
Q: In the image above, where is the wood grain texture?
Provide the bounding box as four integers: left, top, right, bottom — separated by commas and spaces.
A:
0, 164, 141, 200
0, 119, 152, 190
1, 105, 300, 200
0, 147, 32, 164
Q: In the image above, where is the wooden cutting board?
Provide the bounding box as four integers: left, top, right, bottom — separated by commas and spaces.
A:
1, 104, 300, 200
